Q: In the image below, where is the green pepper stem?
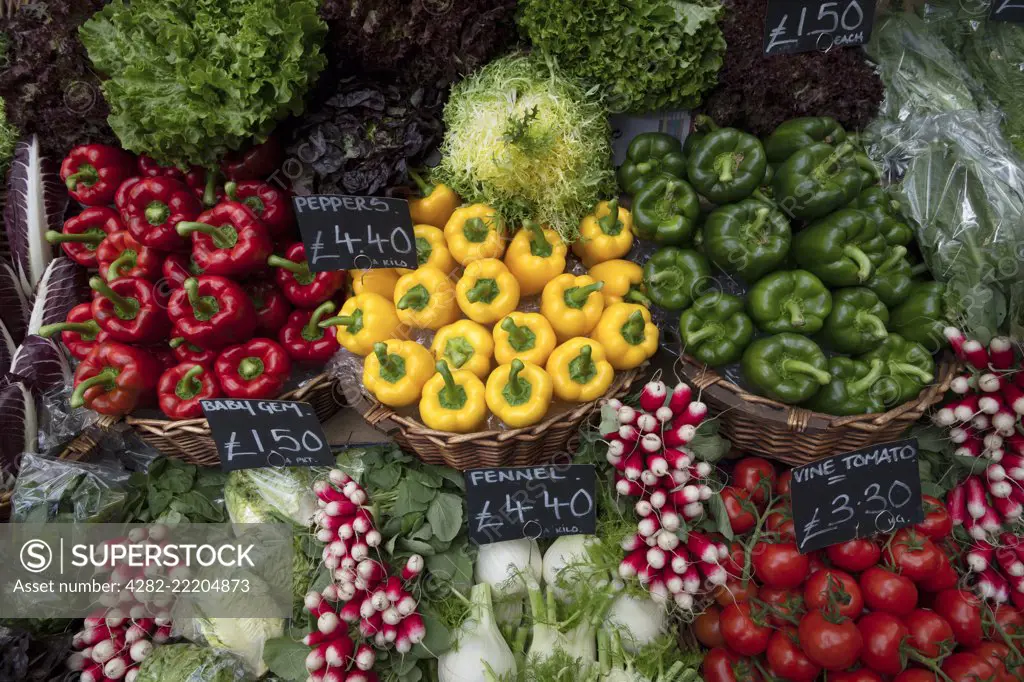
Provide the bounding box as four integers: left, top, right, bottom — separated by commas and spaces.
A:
843, 245, 874, 282
849, 359, 885, 396
624, 289, 653, 307
202, 170, 218, 207
304, 301, 336, 338
105, 251, 136, 280
38, 321, 100, 338
184, 278, 218, 319
501, 317, 531, 348
814, 142, 854, 181
717, 155, 736, 183
782, 359, 832, 385
224, 181, 239, 201
466, 278, 499, 304
857, 312, 888, 340
784, 300, 806, 327
237, 357, 265, 380
176, 221, 235, 249
65, 165, 97, 190
267, 254, 309, 276
524, 220, 553, 258
89, 276, 135, 317
685, 325, 719, 345
891, 362, 934, 384
408, 169, 433, 197
319, 314, 356, 330
373, 342, 396, 371
145, 202, 170, 226
70, 367, 118, 408
463, 217, 490, 243
646, 270, 679, 286
169, 337, 187, 349
574, 345, 595, 377
506, 359, 528, 400
749, 207, 770, 237
177, 365, 205, 399
910, 263, 930, 278
597, 200, 623, 236
876, 246, 908, 274
564, 281, 604, 308
45, 230, 105, 244
435, 360, 462, 405
692, 114, 718, 132
889, 199, 902, 213
396, 284, 429, 311
620, 310, 647, 345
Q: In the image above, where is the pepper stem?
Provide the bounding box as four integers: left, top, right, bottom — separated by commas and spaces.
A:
65, 164, 97, 190
304, 301, 336, 339
105, 251, 136, 280
466, 278, 499, 304
89, 276, 136, 317
237, 357, 265, 380
692, 114, 718, 132
620, 310, 647, 345
224, 181, 239, 201
408, 169, 433, 197
857, 312, 889, 340
506, 359, 528, 400
145, 202, 170, 226
501, 317, 534, 351
782, 359, 832, 385
814, 142, 854, 181
717, 155, 736, 183
524, 220, 552, 258
176, 221, 236, 249
70, 367, 118, 408
843, 245, 874, 282
202, 170, 218, 207
436, 360, 462, 405
319, 314, 356, 330
267, 254, 311, 276
624, 288, 653, 307
374, 342, 393, 368
891, 362, 934, 384
748, 207, 771, 237
597, 200, 623, 236
462, 217, 490, 243
784, 300, 806, 327
564, 281, 604, 309
169, 337, 187, 349
184, 278, 219, 320
685, 325, 719, 346
570, 345, 596, 384
38, 320, 100, 338
176, 365, 205, 400
849, 359, 885, 396
45, 230, 105, 244
876, 246, 908, 274
397, 284, 429, 311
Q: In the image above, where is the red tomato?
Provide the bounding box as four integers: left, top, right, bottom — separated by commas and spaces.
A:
903, 608, 954, 658
733, 457, 776, 505
969, 642, 1016, 682
804, 569, 863, 619
702, 647, 762, 682
989, 604, 1024, 637
886, 529, 941, 582
932, 589, 984, 647
941, 653, 995, 681
893, 671, 938, 682
776, 470, 792, 496
797, 609, 863, 671
752, 541, 809, 589
918, 548, 959, 592
807, 551, 828, 575
859, 566, 919, 616
831, 671, 885, 682
722, 487, 756, 535
759, 585, 805, 627
858, 611, 909, 676
694, 605, 726, 648
765, 627, 821, 682
765, 505, 796, 540
914, 495, 953, 540
827, 537, 882, 573
719, 601, 771, 656
713, 577, 758, 607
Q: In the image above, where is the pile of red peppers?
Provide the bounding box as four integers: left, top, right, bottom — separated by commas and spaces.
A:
42, 138, 348, 420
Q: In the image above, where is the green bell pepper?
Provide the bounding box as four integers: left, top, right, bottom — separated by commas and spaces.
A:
866, 246, 913, 308
617, 132, 688, 195
792, 209, 887, 286
678, 292, 754, 366
686, 128, 767, 204
861, 334, 935, 404
642, 247, 711, 310
741, 333, 832, 404
772, 142, 864, 220
763, 117, 847, 164
821, 287, 890, 354
803, 357, 887, 416
888, 281, 948, 352
853, 186, 914, 247
683, 114, 716, 156
747, 269, 832, 334
632, 174, 700, 245
702, 198, 791, 281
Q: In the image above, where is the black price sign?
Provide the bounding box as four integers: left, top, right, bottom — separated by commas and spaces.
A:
791, 438, 924, 554
465, 465, 597, 545
991, 0, 1024, 22
763, 0, 875, 56
201, 399, 334, 471
293, 195, 417, 272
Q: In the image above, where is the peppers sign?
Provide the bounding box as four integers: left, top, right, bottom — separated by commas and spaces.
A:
763, 0, 876, 56
464, 464, 597, 545
790, 438, 924, 554
293, 195, 417, 271
991, 0, 1024, 21
201, 399, 334, 471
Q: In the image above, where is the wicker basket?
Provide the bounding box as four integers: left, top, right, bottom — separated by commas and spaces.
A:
360, 366, 644, 470
0, 429, 101, 522
122, 373, 345, 467
679, 352, 957, 466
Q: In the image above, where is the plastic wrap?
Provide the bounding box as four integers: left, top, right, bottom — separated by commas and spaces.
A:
10, 452, 131, 523
224, 467, 317, 527
961, 19, 1024, 156
134, 643, 251, 682
35, 385, 99, 454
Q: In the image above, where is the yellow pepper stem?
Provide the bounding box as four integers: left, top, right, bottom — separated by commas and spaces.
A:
524, 220, 552, 258
397, 284, 430, 311
501, 317, 536, 352
319, 312, 361, 333
374, 342, 406, 383
502, 359, 532, 406
564, 281, 604, 309
569, 345, 597, 384
466, 278, 499, 304
597, 199, 623, 236
620, 310, 647, 346
435, 360, 467, 410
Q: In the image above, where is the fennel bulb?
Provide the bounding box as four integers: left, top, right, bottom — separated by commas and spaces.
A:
474, 538, 542, 599
607, 594, 666, 654
541, 534, 596, 597
438, 583, 516, 682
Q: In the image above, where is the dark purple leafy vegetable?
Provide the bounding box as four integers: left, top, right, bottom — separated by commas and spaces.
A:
0, 320, 15, 373
0, 376, 36, 474
0, 259, 28, 344
10, 336, 72, 394
26, 257, 86, 336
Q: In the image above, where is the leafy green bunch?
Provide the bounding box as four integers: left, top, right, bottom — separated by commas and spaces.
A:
79, 0, 326, 167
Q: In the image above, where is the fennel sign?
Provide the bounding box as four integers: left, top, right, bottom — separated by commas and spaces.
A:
464, 465, 597, 544
201, 399, 334, 471
293, 194, 417, 271
763, 0, 876, 56
790, 438, 924, 554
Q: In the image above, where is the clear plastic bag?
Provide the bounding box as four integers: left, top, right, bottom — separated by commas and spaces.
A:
35, 385, 99, 454
10, 452, 131, 523
134, 643, 252, 682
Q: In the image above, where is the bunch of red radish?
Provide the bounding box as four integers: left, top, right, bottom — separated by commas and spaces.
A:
932, 328, 1024, 608
304, 470, 427, 682
604, 379, 726, 613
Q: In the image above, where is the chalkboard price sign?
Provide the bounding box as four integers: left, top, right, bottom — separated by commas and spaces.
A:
293, 195, 417, 272
791, 438, 924, 554
201, 399, 335, 471
763, 0, 876, 56
991, 0, 1024, 22
465, 465, 597, 545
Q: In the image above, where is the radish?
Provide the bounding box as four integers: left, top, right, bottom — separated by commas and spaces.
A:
639, 380, 667, 412
668, 382, 692, 415
989, 337, 1014, 369
354, 643, 376, 671
325, 637, 354, 667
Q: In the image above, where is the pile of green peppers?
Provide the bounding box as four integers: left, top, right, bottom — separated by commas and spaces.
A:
620, 116, 948, 415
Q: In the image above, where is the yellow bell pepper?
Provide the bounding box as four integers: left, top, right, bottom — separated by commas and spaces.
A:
591, 302, 659, 370
546, 337, 615, 402
393, 266, 461, 330
363, 340, 435, 407
455, 258, 520, 325
408, 170, 460, 228
415, 224, 457, 274
540, 273, 606, 342
350, 268, 408, 300
588, 260, 651, 306
418, 360, 487, 433
444, 204, 506, 265
492, 312, 557, 366
503, 221, 568, 296
485, 359, 553, 428
572, 199, 634, 268
431, 319, 493, 379
321, 292, 403, 356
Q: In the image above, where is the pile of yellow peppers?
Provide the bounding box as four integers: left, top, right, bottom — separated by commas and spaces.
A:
324, 179, 659, 434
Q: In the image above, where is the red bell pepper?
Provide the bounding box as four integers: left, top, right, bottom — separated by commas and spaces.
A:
268, 242, 346, 309
221, 137, 283, 181
38, 303, 108, 360
147, 345, 178, 371
215, 338, 291, 399
278, 301, 340, 363
170, 336, 218, 366
46, 207, 123, 268
61, 144, 135, 206
122, 176, 202, 252
70, 341, 162, 416
89, 276, 170, 345
115, 177, 141, 213
245, 280, 292, 336
137, 154, 186, 181
167, 276, 256, 350
176, 202, 272, 278
162, 252, 204, 290
97, 231, 162, 282
158, 362, 221, 420
224, 181, 294, 240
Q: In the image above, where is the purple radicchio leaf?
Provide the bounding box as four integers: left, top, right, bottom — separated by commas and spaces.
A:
4, 135, 68, 295
0, 259, 29, 344
9, 335, 72, 394
0, 319, 15, 373
26, 257, 86, 335
0, 377, 37, 474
